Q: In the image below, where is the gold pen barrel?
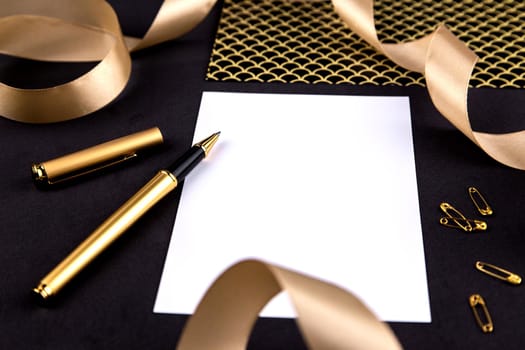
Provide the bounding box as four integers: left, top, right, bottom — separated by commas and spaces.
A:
33, 170, 178, 299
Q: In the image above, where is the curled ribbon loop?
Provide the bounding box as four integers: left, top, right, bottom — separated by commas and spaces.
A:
332, 0, 525, 170
3, 0, 525, 170
2, 0, 525, 169
177, 259, 402, 350
0, 0, 216, 123
0, 0, 131, 123
124, 0, 217, 51
2, 0, 525, 170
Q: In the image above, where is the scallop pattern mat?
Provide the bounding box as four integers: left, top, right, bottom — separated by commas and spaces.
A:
206, 0, 525, 87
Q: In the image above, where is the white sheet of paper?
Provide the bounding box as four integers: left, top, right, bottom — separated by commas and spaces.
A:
154, 91, 431, 322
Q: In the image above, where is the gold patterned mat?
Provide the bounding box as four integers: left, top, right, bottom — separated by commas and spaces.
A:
206, 0, 525, 87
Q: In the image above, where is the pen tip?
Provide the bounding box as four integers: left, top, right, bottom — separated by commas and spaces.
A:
196, 132, 220, 157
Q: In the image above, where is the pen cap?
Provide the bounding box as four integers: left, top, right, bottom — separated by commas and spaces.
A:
31, 127, 164, 186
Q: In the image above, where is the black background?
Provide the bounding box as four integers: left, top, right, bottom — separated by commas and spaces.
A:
1, 1, 525, 349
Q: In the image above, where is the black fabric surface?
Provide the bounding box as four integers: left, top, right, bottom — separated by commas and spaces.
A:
1, 1, 525, 349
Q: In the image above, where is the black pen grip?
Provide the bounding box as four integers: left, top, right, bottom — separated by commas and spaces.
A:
167, 146, 205, 181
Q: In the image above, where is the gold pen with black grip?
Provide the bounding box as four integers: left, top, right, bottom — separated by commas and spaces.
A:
33, 132, 220, 300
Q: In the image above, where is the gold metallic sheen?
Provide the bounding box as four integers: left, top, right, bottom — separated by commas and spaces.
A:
4, 0, 525, 171
468, 187, 493, 216
208, 0, 524, 88
195, 132, 220, 157
0, 0, 217, 123
176, 259, 403, 350
31, 127, 163, 185
475, 261, 522, 286
32, 283, 52, 299
439, 217, 487, 232
34, 170, 177, 300
31, 163, 47, 182
469, 294, 494, 333
439, 202, 476, 232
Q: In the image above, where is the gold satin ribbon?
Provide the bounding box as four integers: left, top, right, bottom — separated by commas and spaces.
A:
2, 2, 404, 347
1, 0, 525, 169
332, 0, 525, 170
2, 1, 522, 346
177, 259, 402, 350
0, 0, 215, 123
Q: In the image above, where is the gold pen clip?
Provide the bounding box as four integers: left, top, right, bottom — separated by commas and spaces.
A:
31, 127, 163, 186
469, 294, 494, 333
468, 187, 493, 216
32, 154, 138, 185
439, 202, 487, 232
475, 261, 522, 285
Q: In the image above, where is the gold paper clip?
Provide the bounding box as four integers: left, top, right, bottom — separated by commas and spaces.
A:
439, 217, 487, 231
475, 261, 522, 285
469, 294, 493, 333
439, 202, 486, 232
468, 187, 493, 216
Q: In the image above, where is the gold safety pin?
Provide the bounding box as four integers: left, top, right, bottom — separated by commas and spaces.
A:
475, 261, 522, 285
439, 202, 474, 232
469, 294, 493, 333
439, 217, 487, 231
468, 187, 493, 216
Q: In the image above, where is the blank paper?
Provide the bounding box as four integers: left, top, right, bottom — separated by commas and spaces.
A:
154, 91, 431, 322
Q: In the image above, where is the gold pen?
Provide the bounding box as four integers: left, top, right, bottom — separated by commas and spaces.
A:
33, 132, 220, 300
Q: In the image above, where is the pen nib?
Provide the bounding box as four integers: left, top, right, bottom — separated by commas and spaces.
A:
195, 132, 220, 157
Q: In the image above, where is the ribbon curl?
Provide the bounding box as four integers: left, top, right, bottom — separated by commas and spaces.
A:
2, 0, 525, 170
177, 259, 402, 350
0, 0, 215, 123
332, 0, 525, 170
